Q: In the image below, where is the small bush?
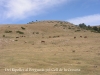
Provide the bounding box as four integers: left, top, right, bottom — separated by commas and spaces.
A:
68, 27, 71, 29
33, 32, 39, 34
5, 30, 12, 33
62, 25, 67, 27
60, 22, 63, 24
36, 32, 39, 34
54, 24, 58, 27
3, 35, 5, 37
16, 31, 24, 34
33, 32, 35, 34
91, 30, 95, 32
15, 40, 18, 41
72, 28, 75, 29
21, 27, 25, 30
77, 30, 81, 31
72, 50, 75, 53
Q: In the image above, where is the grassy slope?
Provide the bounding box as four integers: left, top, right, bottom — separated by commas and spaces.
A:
0, 21, 100, 75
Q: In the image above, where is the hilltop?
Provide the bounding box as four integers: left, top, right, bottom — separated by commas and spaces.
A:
0, 20, 89, 48
0, 20, 100, 75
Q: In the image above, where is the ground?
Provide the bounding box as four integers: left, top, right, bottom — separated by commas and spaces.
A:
0, 21, 100, 75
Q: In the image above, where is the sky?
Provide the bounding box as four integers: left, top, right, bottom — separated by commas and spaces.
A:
0, 0, 100, 26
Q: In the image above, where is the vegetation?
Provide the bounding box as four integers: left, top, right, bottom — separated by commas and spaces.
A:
79, 23, 100, 33
75, 29, 81, 32
54, 24, 58, 27
79, 23, 87, 29
3, 35, 5, 37
15, 40, 18, 41
33, 32, 39, 34
0, 21, 100, 75
16, 31, 24, 34
60, 22, 63, 24
5, 30, 12, 33
36, 32, 39, 34
21, 27, 25, 30
68, 27, 71, 29
63, 25, 67, 27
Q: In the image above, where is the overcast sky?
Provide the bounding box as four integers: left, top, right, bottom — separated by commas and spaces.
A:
0, 0, 100, 25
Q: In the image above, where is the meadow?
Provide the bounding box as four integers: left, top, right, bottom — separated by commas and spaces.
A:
0, 21, 100, 75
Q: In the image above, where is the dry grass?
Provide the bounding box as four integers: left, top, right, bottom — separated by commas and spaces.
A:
0, 21, 100, 75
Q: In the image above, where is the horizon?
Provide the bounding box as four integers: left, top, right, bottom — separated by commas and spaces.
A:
0, 0, 100, 26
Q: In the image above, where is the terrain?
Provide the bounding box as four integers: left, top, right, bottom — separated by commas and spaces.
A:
0, 21, 100, 75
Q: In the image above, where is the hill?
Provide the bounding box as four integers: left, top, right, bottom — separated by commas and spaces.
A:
0, 20, 100, 75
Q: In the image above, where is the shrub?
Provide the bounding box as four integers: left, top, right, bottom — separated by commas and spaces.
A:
79, 23, 87, 29
78, 23, 100, 33
5, 30, 12, 33
15, 40, 18, 41
54, 24, 58, 27
16, 31, 24, 34
76, 30, 81, 32
33, 32, 39, 34
3, 35, 5, 37
21, 27, 25, 30
36, 32, 39, 34
68, 27, 71, 29
33, 32, 35, 34
63, 25, 67, 27
60, 22, 63, 24
72, 50, 75, 53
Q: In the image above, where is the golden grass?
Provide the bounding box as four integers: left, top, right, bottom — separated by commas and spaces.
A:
0, 21, 100, 75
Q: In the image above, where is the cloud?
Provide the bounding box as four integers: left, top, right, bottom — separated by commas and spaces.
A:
67, 14, 100, 25
0, 0, 68, 22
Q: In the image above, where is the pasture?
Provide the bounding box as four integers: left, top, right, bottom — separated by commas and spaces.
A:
0, 21, 100, 75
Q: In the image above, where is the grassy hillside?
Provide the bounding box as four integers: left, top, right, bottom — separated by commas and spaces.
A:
0, 21, 100, 75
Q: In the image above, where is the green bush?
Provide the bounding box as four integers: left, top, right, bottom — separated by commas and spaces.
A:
33, 32, 39, 34
5, 30, 12, 33
93, 26, 98, 31
76, 30, 81, 32
68, 27, 71, 29
54, 24, 58, 27
33, 32, 35, 34
78, 23, 100, 33
36, 32, 39, 34
62, 25, 67, 27
3, 35, 5, 37
79, 23, 87, 29
15, 40, 18, 41
60, 22, 63, 24
21, 27, 25, 30
16, 31, 24, 34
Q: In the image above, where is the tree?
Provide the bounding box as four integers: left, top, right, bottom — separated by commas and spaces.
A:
98, 27, 100, 33
93, 26, 98, 31
87, 25, 92, 30
79, 23, 87, 29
